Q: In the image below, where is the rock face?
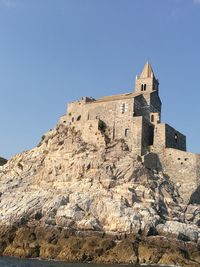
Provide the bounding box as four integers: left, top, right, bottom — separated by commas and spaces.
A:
0, 123, 200, 266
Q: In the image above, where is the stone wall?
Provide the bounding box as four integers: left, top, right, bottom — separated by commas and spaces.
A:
134, 95, 149, 119
133, 92, 161, 123
165, 124, 186, 151
153, 124, 186, 153
151, 124, 166, 153
61, 88, 185, 158
141, 117, 153, 155
64, 97, 146, 154
159, 148, 200, 203
67, 119, 106, 147
150, 92, 162, 114
135, 75, 158, 93
59, 95, 157, 155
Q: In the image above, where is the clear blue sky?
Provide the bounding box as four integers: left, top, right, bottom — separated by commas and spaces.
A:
0, 0, 200, 159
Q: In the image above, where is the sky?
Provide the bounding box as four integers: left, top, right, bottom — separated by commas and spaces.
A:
0, 0, 200, 159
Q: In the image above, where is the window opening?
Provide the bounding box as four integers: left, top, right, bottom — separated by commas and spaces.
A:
125, 128, 129, 137
151, 115, 154, 122
175, 133, 178, 143
120, 103, 128, 113
77, 115, 81, 121
120, 103, 125, 113
141, 84, 147, 91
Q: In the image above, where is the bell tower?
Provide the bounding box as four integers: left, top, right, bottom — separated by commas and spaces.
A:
135, 62, 159, 93
134, 62, 162, 125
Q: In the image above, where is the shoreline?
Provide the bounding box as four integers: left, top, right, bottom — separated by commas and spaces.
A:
0, 224, 199, 267
0, 255, 180, 267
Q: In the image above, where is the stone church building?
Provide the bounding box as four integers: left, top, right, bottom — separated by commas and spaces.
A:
60, 62, 186, 155
60, 62, 200, 203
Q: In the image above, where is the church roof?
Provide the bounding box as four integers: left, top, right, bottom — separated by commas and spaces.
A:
140, 62, 155, 79
89, 91, 142, 104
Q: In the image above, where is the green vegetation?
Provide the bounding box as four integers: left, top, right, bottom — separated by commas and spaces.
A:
0, 157, 7, 166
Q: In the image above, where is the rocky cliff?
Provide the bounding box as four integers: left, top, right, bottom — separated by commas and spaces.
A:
0, 123, 200, 266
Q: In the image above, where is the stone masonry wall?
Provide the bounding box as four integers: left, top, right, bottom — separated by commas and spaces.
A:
59, 96, 156, 155
151, 124, 166, 153
150, 92, 162, 114
64, 97, 151, 154
165, 124, 186, 151
152, 124, 186, 153
134, 95, 149, 119
133, 92, 161, 123
159, 148, 200, 203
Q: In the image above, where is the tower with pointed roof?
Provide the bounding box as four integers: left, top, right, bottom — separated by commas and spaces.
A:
134, 62, 162, 125
135, 62, 159, 93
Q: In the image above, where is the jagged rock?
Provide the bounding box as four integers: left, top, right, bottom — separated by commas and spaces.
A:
156, 221, 200, 242
0, 123, 199, 266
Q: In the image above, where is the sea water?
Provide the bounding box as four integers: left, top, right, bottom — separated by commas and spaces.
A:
0, 257, 174, 267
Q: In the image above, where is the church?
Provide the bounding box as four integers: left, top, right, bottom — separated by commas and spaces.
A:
60, 62, 186, 156
59, 62, 200, 203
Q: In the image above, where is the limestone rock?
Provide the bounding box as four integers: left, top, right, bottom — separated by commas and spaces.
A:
0, 123, 199, 266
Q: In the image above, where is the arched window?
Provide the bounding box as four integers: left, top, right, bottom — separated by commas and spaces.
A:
141, 84, 147, 91
151, 114, 154, 122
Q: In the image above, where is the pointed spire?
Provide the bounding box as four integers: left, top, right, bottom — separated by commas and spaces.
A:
140, 62, 155, 79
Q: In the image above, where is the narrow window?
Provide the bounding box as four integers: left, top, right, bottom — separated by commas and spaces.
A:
151, 115, 154, 122
77, 115, 81, 121
175, 133, 178, 143
125, 128, 129, 137
72, 117, 74, 122
141, 84, 146, 91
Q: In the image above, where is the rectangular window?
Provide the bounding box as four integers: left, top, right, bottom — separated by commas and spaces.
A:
120, 103, 128, 113
125, 128, 129, 137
